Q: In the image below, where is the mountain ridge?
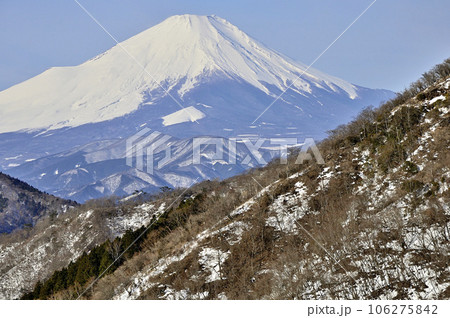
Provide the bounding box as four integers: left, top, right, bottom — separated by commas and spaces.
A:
0, 172, 76, 233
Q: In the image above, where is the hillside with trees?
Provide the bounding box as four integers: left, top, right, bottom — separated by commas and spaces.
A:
0, 172, 76, 233
2, 58, 449, 300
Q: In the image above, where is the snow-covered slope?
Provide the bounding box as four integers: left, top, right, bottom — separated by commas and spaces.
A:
0, 14, 390, 134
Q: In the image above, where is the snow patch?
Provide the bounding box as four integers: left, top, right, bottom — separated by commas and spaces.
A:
198, 247, 230, 283
429, 95, 445, 105
161, 106, 205, 126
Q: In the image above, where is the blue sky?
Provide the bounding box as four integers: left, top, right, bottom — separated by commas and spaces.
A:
0, 0, 449, 92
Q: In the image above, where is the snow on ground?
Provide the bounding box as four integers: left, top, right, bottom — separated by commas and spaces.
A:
210, 221, 249, 245
428, 95, 446, 105
231, 179, 280, 218
158, 286, 209, 300
316, 167, 333, 191
198, 247, 230, 283
108, 202, 166, 236
266, 181, 309, 233
119, 191, 143, 202
0, 218, 97, 299
0, 199, 169, 299
113, 183, 276, 299
161, 106, 205, 126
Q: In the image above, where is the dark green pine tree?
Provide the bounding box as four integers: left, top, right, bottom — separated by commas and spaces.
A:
98, 249, 115, 275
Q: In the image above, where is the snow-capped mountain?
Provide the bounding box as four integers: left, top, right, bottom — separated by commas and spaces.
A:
0, 14, 394, 201
0, 14, 392, 135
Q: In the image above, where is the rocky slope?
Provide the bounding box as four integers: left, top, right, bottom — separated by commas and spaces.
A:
103, 76, 449, 300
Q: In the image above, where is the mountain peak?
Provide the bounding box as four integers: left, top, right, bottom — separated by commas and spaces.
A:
136, 14, 234, 41
0, 14, 372, 133
158, 14, 229, 26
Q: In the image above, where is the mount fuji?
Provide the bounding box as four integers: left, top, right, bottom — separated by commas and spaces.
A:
0, 14, 394, 202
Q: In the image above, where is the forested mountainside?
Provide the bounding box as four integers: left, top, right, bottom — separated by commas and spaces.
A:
0, 192, 171, 299
1, 59, 449, 300
0, 172, 75, 233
